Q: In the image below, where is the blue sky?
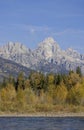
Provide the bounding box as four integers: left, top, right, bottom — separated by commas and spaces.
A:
0, 0, 84, 53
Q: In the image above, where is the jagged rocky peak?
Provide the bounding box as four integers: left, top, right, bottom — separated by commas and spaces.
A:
66, 48, 81, 59
0, 41, 31, 54
39, 37, 59, 48
43, 37, 55, 44
66, 48, 77, 53
0, 37, 84, 74
36, 37, 61, 59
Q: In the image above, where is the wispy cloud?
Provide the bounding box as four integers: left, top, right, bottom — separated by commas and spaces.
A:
3, 24, 51, 35
52, 29, 84, 36
0, 24, 51, 34
22, 25, 51, 34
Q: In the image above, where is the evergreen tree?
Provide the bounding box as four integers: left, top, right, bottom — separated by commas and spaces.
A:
15, 72, 25, 91
54, 74, 62, 85
76, 66, 82, 77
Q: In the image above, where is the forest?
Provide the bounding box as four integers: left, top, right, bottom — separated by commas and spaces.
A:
0, 66, 84, 114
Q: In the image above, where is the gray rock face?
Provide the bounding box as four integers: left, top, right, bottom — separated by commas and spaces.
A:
0, 37, 84, 74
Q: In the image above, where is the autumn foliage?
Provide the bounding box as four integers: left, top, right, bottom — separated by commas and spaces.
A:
0, 68, 84, 113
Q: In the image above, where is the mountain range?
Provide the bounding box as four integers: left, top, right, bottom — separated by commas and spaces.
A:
0, 37, 84, 76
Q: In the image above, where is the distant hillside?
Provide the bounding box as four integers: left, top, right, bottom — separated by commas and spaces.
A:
0, 57, 32, 81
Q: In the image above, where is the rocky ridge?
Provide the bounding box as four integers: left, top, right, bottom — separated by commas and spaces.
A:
0, 37, 84, 74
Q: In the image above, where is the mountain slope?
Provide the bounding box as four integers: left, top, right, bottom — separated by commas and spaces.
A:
0, 57, 32, 81
0, 37, 84, 74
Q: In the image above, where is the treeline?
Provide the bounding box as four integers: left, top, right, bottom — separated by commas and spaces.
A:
0, 67, 84, 113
